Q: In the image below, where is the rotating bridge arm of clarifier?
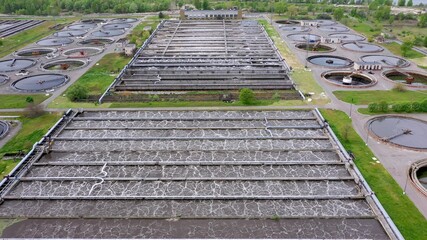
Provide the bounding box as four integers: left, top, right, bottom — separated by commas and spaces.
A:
381, 129, 412, 142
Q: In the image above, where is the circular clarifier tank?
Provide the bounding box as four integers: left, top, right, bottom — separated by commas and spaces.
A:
281, 26, 310, 32
383, 70, 427, 87
329, 33, 365, 42
81, 19, 106, 24
37, 38, 73, 46
413, 162, 427, 193
0, 74, 9, 85
12, 74, 69, 92
307, 55, 353, 68
318, 25, 349, 32
111, 18, 137, 23
361, 55, 410, 68
68, 23, 97, 30
53, 30, 86, 37
342, 42, 384, 53
368, 116, 427, 150
322, 70, 376, 88
287, 33, 320, 42
0, 59, 36, 72
78, 38, 114, 46
91, 29, 125, 37
14, 47, 57, 57
102, 23, 132, 30
275, 20, 300, 25
316, 20, 336, 26
295, 43, 335, 52
63, 47, 103, 57
0, 120, 9, 139
41, 59, 87, 71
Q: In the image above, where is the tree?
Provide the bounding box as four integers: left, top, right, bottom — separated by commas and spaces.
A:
407, 0, 413, 6
419, 13, 427, 28
67, 84, 88, 101
193, 0, 201, 9
398, 0, 406, 6
424, 36, 427, 47
274, 2, 287, 15
239, 88, 256, 105
333, 8, 344, 21
401, 41, 413, 57
202, 0, 209, 10
288, 5, 297, 18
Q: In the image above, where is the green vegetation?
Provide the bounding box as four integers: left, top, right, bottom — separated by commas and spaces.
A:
67, 85, 88, 101
0, 159, 19, 178
128, 21, 160, 47
334, 90, 427, 105
382, 42, 424, 59
109, 100, 277, 108
0, 20, 71, 58
0, 95, 49, 109
0, 112, 62, 155
320, 109, 427, 240
367, 99, 427, 114
66, 53, 130, 96
0, 0, 170, 15
239, 88, 256, 105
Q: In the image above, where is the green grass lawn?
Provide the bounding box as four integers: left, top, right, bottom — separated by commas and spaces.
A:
0, 94, 49, 109
258, 19, 328, 105
0, 112, 62, 155
128, 21, 160, 47
67, 53, 130, 95
320, 109, 427, 240
0, 159, 20, 178
342, 19, 381, 40
0, 20, 72, 58
334, 90, 427, 105
382, 42, 425, 59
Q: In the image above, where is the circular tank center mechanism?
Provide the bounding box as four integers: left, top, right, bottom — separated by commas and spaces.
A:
318, 26, 349, 32
361, 55, 410, 68
12, 74, 69, 92
307, 55, 353, 68
0, 59, 36, 72
342, 42, 384, 53
14, 48, 56, 57
111, 18, 137, 23
78, 38, 114, 46
0, 74, 9, 85
280, 26, 310, 32
383, 70, 427, 87
42, 59, 87, 71
102, 23, 132, 30
368, 116, 427, 150
91, 29, 125, 37
37, 38, 73, 46
68, 23, 97, 30
81, 19, 106, 24
0, 120, 9, 139
322, 71, 376, 87
287, 33, 320, 42
53, 30, 86, 37
295, 43, 334, 52
275, 20, 300, 25
63, 47, 103, 57
329, 33, 365, 42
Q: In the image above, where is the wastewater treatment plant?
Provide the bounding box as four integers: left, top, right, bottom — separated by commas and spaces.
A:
0, 5, 426, 240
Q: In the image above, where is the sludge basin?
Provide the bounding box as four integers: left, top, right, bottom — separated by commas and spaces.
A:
318, 26, 348, 32
0, 120, 9, 138
280, 26, 309, 32
368, 116, 427, 150
0, 74, 9, 85
102, 23, 132, 30
322, 70, 376, 87
342, 42, 384, 53
12, 74, 69, 92
295, 43, 334, 52
14, 48, 56, 57
307, 55, 353, 68
78, 38, 114, 46
0, 59, 36, 72
37, 38, 73, 46
41, 59, 87, 71
63, 47, 103, 57
68, 23, 97, 30
383, 70, 427, 87
53, 30, 86, 37
329, 33, 365, 42
91, 30, 125, 37
361, 55, 410, 68
287, 33, 320, 42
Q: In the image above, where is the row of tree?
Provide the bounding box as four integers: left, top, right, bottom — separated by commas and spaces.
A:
398, 0, 414, 7
0, 0, 170, 15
